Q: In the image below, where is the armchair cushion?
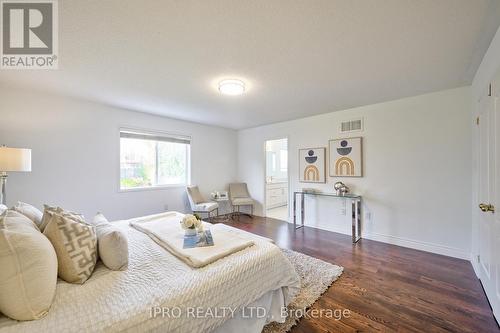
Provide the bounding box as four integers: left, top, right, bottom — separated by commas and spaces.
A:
231, 198, 254, 206
187, 186, 205, 204
229, 183, 250, 199
192, 202, 218, 212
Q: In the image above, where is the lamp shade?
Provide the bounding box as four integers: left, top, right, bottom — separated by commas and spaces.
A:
0, 147, 31, 172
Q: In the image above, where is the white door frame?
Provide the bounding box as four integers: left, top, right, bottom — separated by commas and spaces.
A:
263, 137, 290, 221
476, 80, 500, 322
492, 79, 500, 321
478, 95, 494, 287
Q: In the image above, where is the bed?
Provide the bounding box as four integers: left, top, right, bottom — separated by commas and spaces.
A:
0, 213, 300, 333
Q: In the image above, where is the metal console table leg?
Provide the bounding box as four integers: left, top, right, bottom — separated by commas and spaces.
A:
293, 192, 305, 230
351, 198, 361, 243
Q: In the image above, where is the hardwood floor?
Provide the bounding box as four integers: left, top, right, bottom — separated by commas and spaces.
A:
213, 215, 499, 332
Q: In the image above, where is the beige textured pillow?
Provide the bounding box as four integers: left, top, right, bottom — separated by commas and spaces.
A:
0, 210, 58, 321
43, 213, 97, 284
39, 205, 85, 232
92, 213, 129, 271
12, 202, 43, 229
187, 186, 205, 204
39, 205, 59, 232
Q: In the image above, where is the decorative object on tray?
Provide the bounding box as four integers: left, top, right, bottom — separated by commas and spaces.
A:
210, 191, 228, 200
329, 137, 362, 177
333, 181, 349, 196
299, 148, 326, 183
183, 229, 214, 249
180, 214, 202, 236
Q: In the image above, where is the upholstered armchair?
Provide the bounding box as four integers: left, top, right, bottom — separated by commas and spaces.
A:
229, 183, 254, 217
186, 185, 219, 219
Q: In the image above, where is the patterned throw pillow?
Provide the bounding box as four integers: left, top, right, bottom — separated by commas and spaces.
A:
39, 205, 86, 232
43, 213, 97, 284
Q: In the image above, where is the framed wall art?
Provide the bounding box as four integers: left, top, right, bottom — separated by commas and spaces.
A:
299, 148, 326, 183
329, 137, 362, 177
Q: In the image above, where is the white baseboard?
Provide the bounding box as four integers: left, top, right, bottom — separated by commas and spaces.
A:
284, 220, 471, 260
363, 232, 471, 260
471, 256, 480, 277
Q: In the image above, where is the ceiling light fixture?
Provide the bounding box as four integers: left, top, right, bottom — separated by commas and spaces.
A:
218, 79, 245, 96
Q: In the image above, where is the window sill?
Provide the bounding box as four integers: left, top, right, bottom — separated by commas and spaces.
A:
118, 184, 187, 193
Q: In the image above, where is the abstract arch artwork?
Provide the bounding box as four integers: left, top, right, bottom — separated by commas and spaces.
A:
335, 157, 355, 175
329, 137, 362, 177
304, 165, 319, 181
299, 148, 325, 183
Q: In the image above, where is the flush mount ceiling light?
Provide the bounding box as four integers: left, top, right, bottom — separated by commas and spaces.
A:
218, 79, 245, 96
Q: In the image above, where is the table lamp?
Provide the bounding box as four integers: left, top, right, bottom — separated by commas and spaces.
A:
0, 146, 31, 205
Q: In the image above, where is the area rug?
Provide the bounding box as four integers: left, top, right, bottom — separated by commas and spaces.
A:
262, 249, 344, 333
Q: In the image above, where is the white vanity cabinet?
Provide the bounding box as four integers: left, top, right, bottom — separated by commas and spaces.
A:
266, 182, 288, 209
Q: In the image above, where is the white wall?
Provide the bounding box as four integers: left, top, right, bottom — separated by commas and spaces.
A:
472, 26, 500, 99
0, 86, 237, 220
238, 87, 472, 259
471, 25, 500, 275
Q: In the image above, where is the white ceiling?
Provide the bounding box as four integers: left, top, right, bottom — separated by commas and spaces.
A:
1, 0, 500, 129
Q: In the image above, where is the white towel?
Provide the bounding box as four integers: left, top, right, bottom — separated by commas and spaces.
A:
129, 212, 255, 268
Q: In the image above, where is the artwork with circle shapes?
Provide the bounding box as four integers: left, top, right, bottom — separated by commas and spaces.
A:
299, 148, 326, 183
329, 137, 363, 177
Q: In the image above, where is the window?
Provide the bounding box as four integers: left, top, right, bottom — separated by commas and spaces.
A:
119, 129, 190, 190
271, 153, 277, 172
280, 149, 288, 172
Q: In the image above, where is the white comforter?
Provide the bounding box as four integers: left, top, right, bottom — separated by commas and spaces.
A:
0, 213, 300, 333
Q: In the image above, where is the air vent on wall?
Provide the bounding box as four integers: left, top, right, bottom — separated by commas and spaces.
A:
340, 118, 363, 133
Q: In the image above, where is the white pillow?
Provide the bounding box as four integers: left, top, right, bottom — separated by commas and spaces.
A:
0, 204, 7, 214
92, 213, 129, 271
0, 210, 58, 320
12, 202, 43, 229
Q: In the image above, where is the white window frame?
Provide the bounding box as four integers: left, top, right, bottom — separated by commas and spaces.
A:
118, 127, 191, 192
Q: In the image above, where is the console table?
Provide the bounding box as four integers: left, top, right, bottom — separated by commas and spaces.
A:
293, 191, 362, 243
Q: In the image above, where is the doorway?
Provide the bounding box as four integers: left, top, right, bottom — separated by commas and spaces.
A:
265, 138, 289, 221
